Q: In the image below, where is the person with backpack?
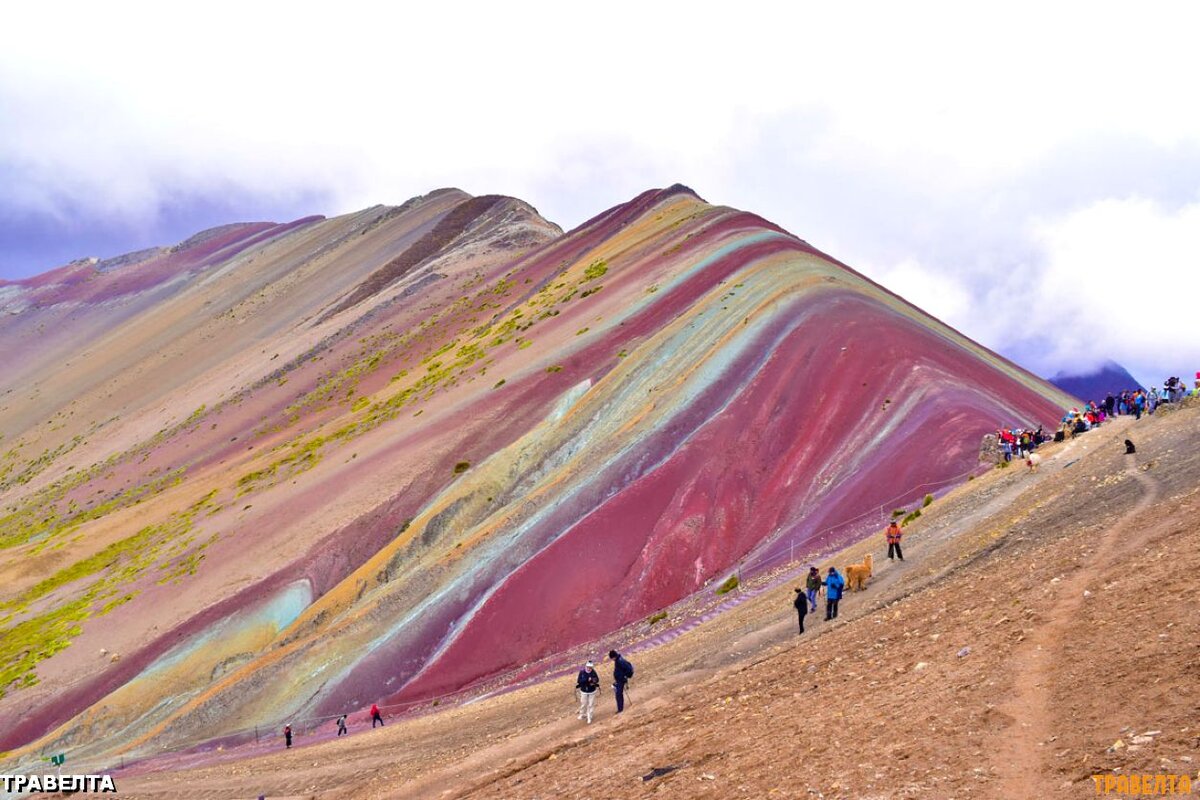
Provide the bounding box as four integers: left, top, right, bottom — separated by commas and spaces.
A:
336, 714, 348, 736
805, 566, 821, 612
370, 703, 384, 728
575, 660, 600, 723
792, 587, 808, 634
886, 521, 904, 561
608, 649, 634, 713
823, 567, 845, 620
283, 724, 293, 749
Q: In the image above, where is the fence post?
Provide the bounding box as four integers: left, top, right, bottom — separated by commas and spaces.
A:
254, 725, 259, 744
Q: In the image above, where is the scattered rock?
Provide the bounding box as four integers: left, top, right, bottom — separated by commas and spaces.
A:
642, 765, 679, 782
914, 662, 929, 671
957, 647, 971, 658
1109, 739, 1126, 752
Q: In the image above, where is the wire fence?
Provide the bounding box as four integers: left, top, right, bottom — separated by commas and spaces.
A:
731, 463, 989, 584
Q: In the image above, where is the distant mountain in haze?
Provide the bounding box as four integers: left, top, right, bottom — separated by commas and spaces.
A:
1050, 360, 1143, 401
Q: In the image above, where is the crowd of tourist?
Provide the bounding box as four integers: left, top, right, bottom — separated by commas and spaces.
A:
995, 373, 1198, 457
995, 425, 1045, 461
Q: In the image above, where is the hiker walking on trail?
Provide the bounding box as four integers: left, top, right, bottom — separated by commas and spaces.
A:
793, 587, 808, 634
805, 566, 821, 613
823, 567, 845, 620
336, 715, 348, 736
886, 521, 904, 562
576, 660, 600, 723
608, 650, 634, 713
370, 703, 384, 728
283, 724, 293, 749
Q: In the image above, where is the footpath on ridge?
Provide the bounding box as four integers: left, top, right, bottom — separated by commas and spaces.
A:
114, 402, 1200, 799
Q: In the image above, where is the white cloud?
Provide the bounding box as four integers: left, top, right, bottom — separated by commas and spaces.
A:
1027, 198, 1200, 382
2, 1, 1200, 381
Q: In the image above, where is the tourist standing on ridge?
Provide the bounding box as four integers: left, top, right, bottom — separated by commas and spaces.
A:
823, 567, 845, 620
793, 587, 808, 634
608, 650, 634, 713
886, 521, 904, 562
370, 703, 384, 728
805, 566, 821, 613
575, 660, 600, 723
283, 724, 293, 749
336, 715, 348, 736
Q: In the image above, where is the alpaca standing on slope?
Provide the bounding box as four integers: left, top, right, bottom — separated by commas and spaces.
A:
846, 553, 873, 591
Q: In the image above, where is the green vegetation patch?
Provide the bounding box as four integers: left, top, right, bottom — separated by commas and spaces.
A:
583, 260, 608, 281
715, 574, 740, 595
0, 467, 185, 552
0, 490, 220, 698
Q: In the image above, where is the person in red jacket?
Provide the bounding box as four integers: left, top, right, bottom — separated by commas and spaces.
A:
370, 703, 384, 728
886, 521, 904, 561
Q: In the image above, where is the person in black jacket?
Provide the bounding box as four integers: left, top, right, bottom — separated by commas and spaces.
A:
793, 587, 808, 634
576, 661, 600, 723
608, 650, 634, 713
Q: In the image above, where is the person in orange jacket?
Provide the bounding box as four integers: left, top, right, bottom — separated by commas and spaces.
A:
886, 521, 904, 561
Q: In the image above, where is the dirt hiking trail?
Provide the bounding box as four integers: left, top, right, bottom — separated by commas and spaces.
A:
990, 450, 1161, 797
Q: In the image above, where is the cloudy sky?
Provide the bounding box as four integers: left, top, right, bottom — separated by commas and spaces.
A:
2, 2, 1198, 386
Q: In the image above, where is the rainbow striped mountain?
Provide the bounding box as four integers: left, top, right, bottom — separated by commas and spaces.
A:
0, 186, 1071, 762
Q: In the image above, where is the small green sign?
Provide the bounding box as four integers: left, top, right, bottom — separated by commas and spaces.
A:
50, 753, 65, 766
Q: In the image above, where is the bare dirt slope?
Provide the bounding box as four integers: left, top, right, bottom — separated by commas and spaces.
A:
110, 402, 1200, 799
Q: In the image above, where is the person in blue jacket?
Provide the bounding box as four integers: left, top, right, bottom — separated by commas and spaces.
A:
823, 566, 846, 620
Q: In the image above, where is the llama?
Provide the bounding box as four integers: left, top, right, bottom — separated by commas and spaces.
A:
846, 553, 873, 591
